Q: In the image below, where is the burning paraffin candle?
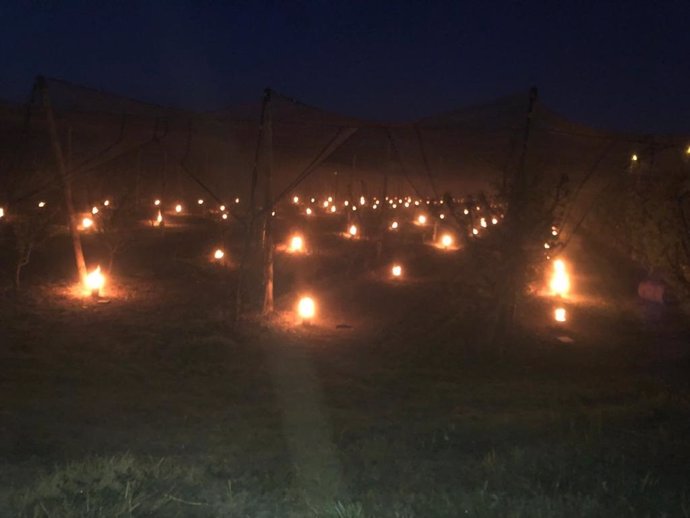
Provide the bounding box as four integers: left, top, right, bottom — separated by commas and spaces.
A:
289, 235, 304, 253
85, 266, 105, 298
297, 296, 316, 323
554, 307, 567, 323
549, 259, 570, 297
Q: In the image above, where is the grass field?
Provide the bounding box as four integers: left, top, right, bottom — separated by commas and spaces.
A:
1, 214, 689, 517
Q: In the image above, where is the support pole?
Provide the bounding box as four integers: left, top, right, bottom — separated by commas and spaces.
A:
235, 89, 271, 322
37, 77, 87, 282
261, 89, 274, 315
495, 87, 538, 339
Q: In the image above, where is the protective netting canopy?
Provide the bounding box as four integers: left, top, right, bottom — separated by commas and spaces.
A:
1, 77, 688, 237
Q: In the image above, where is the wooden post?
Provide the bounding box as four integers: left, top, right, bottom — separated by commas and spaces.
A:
494, 87, 538, 339
37, 77, 87, 282
261, 89, 274, 315
235, 89, 271, 323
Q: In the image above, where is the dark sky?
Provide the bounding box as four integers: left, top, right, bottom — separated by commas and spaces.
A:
2, 1, 689, 133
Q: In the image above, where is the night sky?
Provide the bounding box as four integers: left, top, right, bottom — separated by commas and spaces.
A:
2, 1, 689, 133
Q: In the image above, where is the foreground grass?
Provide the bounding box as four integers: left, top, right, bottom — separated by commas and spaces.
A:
5, 349, 690, 517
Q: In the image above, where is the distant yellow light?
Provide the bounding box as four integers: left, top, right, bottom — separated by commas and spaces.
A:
213, 249, 225, 260
491, 217, 498, 225
175, 204, 182, 213
417, 214, 427, 225
198, 199, 204, 205
323, 200, 329, 208
330, 205, 336, 213
235, 197, 240, 204
220, 204, 226, 211
310, 197, 316, 203
92, 206, 99, 215
349, 224, 358, 236
289, 235, 304, 253
544, 243, 550, 249
392, 203, 397, 209
344, 200, 349, 207
156, 210, 163, 225
391, 264, 402, 277
440, 233, 453, 248
38, 201, 46, 208
103, 200, 110, 206
306, 207, 313, 216
414, 200, 420, 206
552, 229, 558, 236
352, 205, 357, 211
480, 217, 487, 228
297, 296, 316, 320
686, 145, 690, 155
154, 199, 161, 206
390, 221, 399, 230
554, 307, 567, 323
328, 196, 333, 203
359, 196, 366, 206
631, 154, 638, 162
293, 195, 299, 204
404, 202, 410, 208
472, 228, 479, 235
271, 211, 276, 217
222, 213, 228, 220
85, 266, 105, 297
81, 217, 94, 229
463, 209, 469, 215
0, 207, 4, 218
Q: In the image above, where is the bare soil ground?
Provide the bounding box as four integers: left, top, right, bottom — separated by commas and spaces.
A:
1, 213, 689, 517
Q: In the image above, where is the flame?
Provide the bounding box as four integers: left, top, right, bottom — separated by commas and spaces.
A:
175, 204, 182, 213
330, 205, 336, 213
549, 259, 570, 297
103, 200, 110, 206
348, 224, 358, 236
554, 307, 567, 322
213, 249, 225, 260
306, 207, 313, 216
154, 199, 161, 206
81, 217, 94, 229
391, 264, 402, 277
85, 266, 105, 294
198, 199, 204, 205
220, 204, 226, 211
390, 221, 399, 230
293, 195, 299, 204
440, 233, 453, 248
491, 217, 498, 225
480, 217, 487, 228
156, 210, 163, 225
38, 201, 46, 208
297, 296, 316, 320
92, 206, 99, 215
289, 235, 304, 253
417, 214, 427, 225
